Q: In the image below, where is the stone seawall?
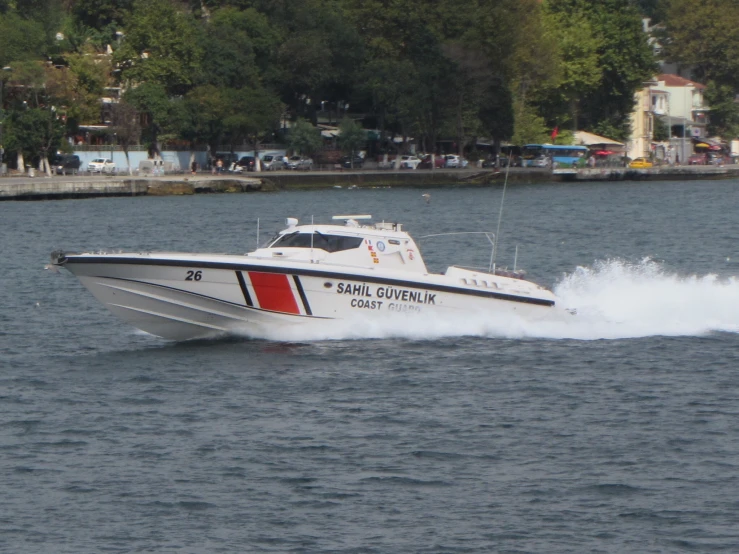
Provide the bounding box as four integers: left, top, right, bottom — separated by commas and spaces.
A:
0, 177, 265, 200
554, 165, 739, 181
2, 166, 739, 201
0, 179, 149, 200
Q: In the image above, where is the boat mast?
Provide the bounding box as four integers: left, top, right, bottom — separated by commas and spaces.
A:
490, 151, 513, 273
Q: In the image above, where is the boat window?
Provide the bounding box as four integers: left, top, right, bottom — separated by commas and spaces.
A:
269, 233, 363, 253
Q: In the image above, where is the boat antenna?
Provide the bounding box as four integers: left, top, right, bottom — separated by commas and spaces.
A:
256, 217, 260, 249
490, 148, 513, 273
310, 215, 314, 262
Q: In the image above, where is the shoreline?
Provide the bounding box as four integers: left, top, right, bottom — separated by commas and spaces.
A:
2, 165, 738, 201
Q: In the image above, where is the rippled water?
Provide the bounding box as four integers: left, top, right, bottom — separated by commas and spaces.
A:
2, 180, 739, 552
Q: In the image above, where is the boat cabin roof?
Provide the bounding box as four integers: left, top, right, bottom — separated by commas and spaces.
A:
250, 215, 427, 273
268, 216, 408, 244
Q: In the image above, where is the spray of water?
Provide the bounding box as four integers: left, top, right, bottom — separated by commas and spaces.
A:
230, 259, 739, 342
550, 258, 739, 339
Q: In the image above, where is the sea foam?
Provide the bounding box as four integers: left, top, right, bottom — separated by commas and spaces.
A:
239, 259, 739, 342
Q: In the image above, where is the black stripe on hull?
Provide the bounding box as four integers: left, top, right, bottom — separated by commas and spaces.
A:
292, 275, 313, 315
63, 256, 555, 307
235, 271, 253, 307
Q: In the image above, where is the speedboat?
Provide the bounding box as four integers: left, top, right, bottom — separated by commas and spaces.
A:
50, 215, 559, 340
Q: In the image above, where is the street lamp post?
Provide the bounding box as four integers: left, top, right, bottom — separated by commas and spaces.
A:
0, 66, 12, 166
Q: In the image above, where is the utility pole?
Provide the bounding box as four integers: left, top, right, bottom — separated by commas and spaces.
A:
0, 66, 13, 166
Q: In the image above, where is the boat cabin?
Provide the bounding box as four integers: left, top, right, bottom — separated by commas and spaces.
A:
248, 215, 428, 273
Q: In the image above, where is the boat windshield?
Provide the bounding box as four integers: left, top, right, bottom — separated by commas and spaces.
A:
269, 232, 363, 253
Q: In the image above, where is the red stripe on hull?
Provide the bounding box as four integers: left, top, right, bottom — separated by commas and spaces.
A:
248, 272, 300, 314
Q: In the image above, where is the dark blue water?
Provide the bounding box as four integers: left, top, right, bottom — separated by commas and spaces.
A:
2, 181, 739, 552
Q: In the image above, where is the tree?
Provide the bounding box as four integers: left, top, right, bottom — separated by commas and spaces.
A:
511, 100, 550, 145
0, 13, 48, 67
72, 0, 134, 30
540, 6, 602, 131
4, 107, 64, 174
114, 0, 203, 95
270, 0, 362, 122
338, 117, 365, 167
287, 117, 322, 156
661, 0, 739, 89
652, 116, 669, 142
222, 86, 282, 167
359, 56, 420, 155
198, 7, 275, 89
442, 42, 497, 157
179, 84, 231, 164
64, 44, 112, 125
704, 81, 739, 139
109, 101, 141, 174
14, 0, 65, 46
123, 82, 175, 154
545, 0, 656, 138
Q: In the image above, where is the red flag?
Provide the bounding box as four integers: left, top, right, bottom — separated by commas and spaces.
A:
551, 126, 559, 140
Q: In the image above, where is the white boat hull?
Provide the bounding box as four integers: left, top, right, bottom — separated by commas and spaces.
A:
60, 255, 557, 340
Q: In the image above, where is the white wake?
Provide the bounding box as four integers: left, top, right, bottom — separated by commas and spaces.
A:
241, 259, 739, 342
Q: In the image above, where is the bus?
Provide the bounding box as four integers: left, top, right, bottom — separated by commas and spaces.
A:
521, 144, 589, 168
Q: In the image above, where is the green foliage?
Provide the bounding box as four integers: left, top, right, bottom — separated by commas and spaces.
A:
552, 129, 574, 145
114, 0, 203, 95
4, 107, 65, 163
2, 0, 727, 161
652, 117, 669, 141
545, 0, 657, 134
72, 0, 134, 29
661, 0, 739, 89
704, 81, 739, 138
222, 86, 283, 149
287, 118, 322, 155
592, 119, 630, 142
509, 0, 561, 100
539, 6, 602, 129
123, 82, 177, 146
199, 7, 277, 88
338, 117, 365, 155
0, 13, 48, 66
512, 101, 550, 145
179, 84, 229, 148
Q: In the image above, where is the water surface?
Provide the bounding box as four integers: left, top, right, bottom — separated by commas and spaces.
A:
2, 180, 738, 552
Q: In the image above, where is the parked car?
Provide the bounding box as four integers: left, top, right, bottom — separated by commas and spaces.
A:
532, 155, 552, 168
261, 155, 285, 171
399, 155, 422, 169
688, 153, 707, 165
443, 154, 469, 168
341, 155, 364, 168
233, 156, 256, 172
287, 156, 313, 170
629, 157, 653, 169
51, 154, 81, 175
418, 154, 446, 169
482, 154, 517, 168
87, 158, 116, 173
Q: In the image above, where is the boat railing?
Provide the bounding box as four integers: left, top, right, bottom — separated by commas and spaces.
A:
417, 231, 522, 274
418, 231, 497, 272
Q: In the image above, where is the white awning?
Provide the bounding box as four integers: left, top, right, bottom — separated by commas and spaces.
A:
574, 131, 624, 147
